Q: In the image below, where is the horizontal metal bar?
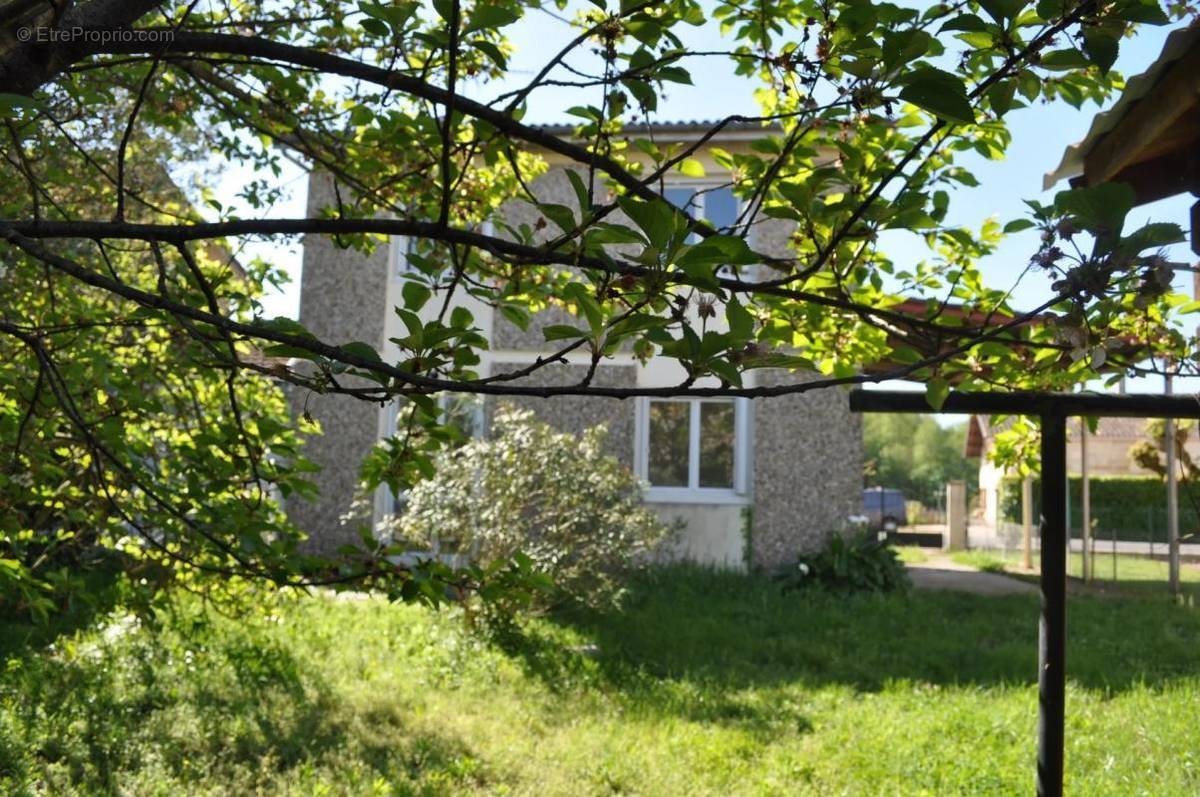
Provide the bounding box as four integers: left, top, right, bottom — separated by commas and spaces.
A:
848, 388, 1200, 418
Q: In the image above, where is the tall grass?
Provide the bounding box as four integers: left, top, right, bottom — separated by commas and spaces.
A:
1, 567, 1198, 795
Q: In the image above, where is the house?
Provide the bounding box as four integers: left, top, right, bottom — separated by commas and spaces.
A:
287, 121, 863, 570
1043, 18, 1199, 240
969, 19, 1200, 535
967, 415, 1200, 530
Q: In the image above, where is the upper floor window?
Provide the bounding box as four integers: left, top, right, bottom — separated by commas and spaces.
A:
664, 184, 747, 277
664, 184, 739, 234
390, 235, 418, 277
391, 220, 493, 278
636, 397, 750, 503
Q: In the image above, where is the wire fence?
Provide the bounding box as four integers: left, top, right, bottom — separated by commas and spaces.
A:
989, 518, 1196, 596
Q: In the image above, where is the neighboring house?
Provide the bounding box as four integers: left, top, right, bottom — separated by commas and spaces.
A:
288, 121, 863, 570
1043, 18, 1199, 243
967, 416, 1200, 530
967, 20, 1200, 533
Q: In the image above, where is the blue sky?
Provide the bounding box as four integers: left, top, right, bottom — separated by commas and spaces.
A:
220, 9, 1195, 399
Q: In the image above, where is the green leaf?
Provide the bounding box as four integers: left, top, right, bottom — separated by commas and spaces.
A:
1111, 0, 1169, 24
939, 13, 988, 32
1017, 69, 1041, 101
622, 77, 657, 111
625, 18, 663, 46
1118, 222, 1185, 256
1039, 49, 1090, 71
616, 196, 675, 249
256, 316, 316, 338
586, 223, 647, 245
360, 16, 390, 36
583, 224, 648, 246
564, 169, 591, 212
472, 39, 508, 70
725, 296, 754, 341
899, 67, 974, 125
499, 305, 529, 330
657, 66, 692, 85
677, 158, 706, 178
402, 280, 431, 310
564, 283, 604, 332
706, 357, 743, 386
465, 3, 521, 33
925, 378, 950, 411
1054, 182, 1136, 237
742, 352, 816, 370
1003, 218, 1037, 233
262, 344, 321, 360
987, 79, 1017, 116
0, 93, 42, 118
450, 306, 474, 329
1036, 0, 1068, 20
883, 29, 932, 70
1082, 28, 1120, 74
360, 1, 419, 31
542, 324, 587, 341
676, 234, 758, 271
341, 341, 383, 363
537, 202, 577, 233
394, 307, 424, 339
675, 260, 720, 290
976, 0, 1023, 23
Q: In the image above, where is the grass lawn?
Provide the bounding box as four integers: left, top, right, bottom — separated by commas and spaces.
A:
2, 567, 1199, 796
948, 550, 1011, 574
948, 548, 1200, 602
894, 546, 930, 565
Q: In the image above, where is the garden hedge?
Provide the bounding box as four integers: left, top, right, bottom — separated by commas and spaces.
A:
999, 475, 1200, 543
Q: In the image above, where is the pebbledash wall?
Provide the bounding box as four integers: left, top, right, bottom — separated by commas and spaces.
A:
288, 126, 862, 570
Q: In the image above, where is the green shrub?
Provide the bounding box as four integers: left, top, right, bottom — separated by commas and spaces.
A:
777, 530, 910, 594
401, 408, 674, 610
999, 475, 1200, 542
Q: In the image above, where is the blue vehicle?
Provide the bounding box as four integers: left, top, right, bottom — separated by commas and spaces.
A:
863, 487, 907, 530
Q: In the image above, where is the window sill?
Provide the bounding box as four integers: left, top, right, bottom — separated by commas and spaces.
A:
643, 487, 751, 506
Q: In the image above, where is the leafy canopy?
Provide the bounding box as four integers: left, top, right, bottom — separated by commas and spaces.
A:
0, 0, 1195, 598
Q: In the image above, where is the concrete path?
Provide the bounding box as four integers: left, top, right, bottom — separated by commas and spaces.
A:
906, 556, 1037, 596
913, 523, 1200, 559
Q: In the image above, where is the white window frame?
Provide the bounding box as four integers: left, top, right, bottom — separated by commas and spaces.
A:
390, 220, 494, 280
663, 180, 754, 280
389, 234, 416, 278
373, 392, 485, 524
663, 180, 740, 235
634, 396, 751, 505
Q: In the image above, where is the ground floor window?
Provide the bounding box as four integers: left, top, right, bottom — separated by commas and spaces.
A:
375, 393, 484, 523
636, 397, 750, 503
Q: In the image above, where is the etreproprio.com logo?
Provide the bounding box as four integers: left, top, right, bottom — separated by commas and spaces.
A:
16, 27, 174, 44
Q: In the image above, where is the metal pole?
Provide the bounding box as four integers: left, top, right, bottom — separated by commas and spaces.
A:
1022, 476, 1034, 571
1166, 374, 1181, 596
1081, 419, 1091, 583
1064, 469, 1072, 566
1038, 414, 1067, 797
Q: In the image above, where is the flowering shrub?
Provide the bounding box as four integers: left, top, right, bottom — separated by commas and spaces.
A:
401, 408, 673, 609
777, 528, 910, 595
